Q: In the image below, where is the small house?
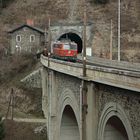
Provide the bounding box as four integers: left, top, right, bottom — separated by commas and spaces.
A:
8, 24, 45, 54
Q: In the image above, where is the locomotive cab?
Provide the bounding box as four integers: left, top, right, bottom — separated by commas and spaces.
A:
52, 40, 78, 61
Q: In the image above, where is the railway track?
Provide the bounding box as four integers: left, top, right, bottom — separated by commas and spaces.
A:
42, 54, 140, 74
77, 55, 140, 73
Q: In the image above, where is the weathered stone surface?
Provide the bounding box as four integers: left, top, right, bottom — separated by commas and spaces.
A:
9, 26, 44, 54
41, 57, 140, 140
98, 85, 140, 140
55, 72, 81, 105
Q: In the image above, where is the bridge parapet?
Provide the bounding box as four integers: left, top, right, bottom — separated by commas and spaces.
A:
41, 55, 140, 92
80, 55, 140, 72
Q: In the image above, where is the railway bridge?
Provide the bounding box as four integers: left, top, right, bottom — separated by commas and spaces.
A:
41, 55, 140, 140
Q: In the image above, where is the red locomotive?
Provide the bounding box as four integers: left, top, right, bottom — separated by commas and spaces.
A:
43, 40, 78, 61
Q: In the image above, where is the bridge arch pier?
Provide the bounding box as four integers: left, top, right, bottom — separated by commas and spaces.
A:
48, 87, 81, 140
60, 105, 80, 140
97, 102, 134, 140
57, 88, 81, 140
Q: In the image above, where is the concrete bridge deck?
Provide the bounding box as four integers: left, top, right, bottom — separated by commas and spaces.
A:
41, 55, 140, 92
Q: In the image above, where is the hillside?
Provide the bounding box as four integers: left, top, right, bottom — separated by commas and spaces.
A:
0, 53, 45, 139
0, 0, 139, 117
0, 0, 139, 139
0, 0, 140, 62
0, 0, 139, 114
0, 54, 43, 118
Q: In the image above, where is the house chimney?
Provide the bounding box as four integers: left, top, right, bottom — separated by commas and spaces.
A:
26, 19, 34, 26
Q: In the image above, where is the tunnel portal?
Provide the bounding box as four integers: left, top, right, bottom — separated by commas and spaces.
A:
58, 32, 83, 53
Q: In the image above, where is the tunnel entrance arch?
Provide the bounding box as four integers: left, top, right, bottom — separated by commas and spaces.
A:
58, 32, 82, 53
60, 105, 80, 140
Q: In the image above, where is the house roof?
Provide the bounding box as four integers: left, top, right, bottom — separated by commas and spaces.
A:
8, 24, 45, 34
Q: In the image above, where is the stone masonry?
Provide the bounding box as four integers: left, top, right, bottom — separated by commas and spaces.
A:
41, 56, 140, 140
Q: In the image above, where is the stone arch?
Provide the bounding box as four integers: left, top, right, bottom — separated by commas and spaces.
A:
60, 105, 80, 140
56, 29, 82, 39
57, 30, 83, 53
98, 102, 134, 140
56, 88, 80, 139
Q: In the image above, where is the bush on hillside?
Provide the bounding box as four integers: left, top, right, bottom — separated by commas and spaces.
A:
0, 53, 37, 84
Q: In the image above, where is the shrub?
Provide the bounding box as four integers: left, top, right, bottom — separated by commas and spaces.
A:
0, 0, 14, 8
0, 53, 37, 84
93, 0, 108, 4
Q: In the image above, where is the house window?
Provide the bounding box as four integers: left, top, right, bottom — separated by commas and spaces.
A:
16, 35, 21, 42
30, 35, 35, 42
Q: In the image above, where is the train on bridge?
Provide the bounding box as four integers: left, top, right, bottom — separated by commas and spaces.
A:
43, 40, 78, 62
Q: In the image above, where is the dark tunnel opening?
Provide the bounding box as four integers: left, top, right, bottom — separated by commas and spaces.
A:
58, 32, 83, 53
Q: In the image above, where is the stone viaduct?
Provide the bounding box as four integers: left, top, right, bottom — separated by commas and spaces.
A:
40, 23, 140, 140
41, 55, 140, 140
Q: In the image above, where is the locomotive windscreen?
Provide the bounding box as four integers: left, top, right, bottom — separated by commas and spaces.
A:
70, 44, 77, 50
64, 44, 70, 50
63, 43, 77, 50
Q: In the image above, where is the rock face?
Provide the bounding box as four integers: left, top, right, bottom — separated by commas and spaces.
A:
0, 0, 140, 62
